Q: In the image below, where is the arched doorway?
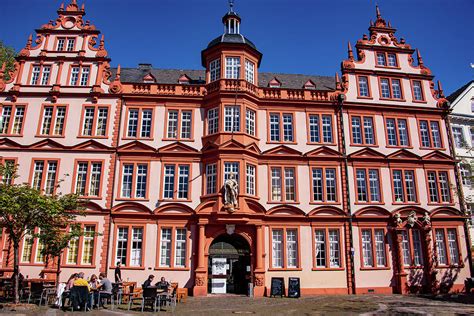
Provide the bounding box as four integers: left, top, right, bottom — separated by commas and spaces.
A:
208, 233, 251, 294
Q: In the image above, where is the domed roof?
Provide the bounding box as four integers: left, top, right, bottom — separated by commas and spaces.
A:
207, 33, 257, 50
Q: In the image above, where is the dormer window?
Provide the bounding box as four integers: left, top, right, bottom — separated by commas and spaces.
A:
142, 73, 156, 83
304, 80, 316, 90
178, 75, 190, 85
268, 78, 281, 88
225, 57, 240, 79
56, 37, 75, 51
209, 59, 221, 82
245, 60, 254, 84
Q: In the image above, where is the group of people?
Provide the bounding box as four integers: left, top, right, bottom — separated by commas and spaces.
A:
62, 271, 113, 309
142, 275, 171, 291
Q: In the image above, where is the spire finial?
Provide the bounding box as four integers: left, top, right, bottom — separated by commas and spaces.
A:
347, 41, 354, 61
376, 5, 381, 19
116, 65, 121, 79
229, 0, 234, 12
335, 72, 341, 90
60, 2, 64, 10
437, 80, 444, 98
416, 49, 424, 66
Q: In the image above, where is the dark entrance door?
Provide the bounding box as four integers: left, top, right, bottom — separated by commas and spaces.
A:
208, 234, 251, 295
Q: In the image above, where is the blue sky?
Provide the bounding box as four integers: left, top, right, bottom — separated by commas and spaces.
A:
1, 0, 472, 94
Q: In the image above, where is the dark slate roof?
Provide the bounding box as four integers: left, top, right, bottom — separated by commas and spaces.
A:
447, 80, 474, 103
112, 67, 335, 90
207, 34, 257, 51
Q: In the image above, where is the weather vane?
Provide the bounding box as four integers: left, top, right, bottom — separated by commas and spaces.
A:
229, 0, 234, 12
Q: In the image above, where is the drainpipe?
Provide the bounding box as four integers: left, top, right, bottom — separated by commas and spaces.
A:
337, 93, 356, 294
443, 106, 473, 277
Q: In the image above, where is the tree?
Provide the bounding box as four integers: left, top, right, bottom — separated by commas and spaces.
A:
0, 41, 16, 81
0, 163, 84, 304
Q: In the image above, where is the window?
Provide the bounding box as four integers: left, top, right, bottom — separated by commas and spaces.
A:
74, 161, 103, 197
427, 170, 451, 203
20, 229, 46, 264
311, 167, 338, 203
1, 159, 16, 185
246, 164, 256, 196
452, 126, 465, 148
166, 109, 193, 140
207, 107, 219, 134
433, 228, 460, 266
380, 78, 403, 99
81, 105, 109, 137
56, 37, 75, 51
115, 226, 144, 267
376, 52, 397, 67
471, 127, 474, 146
159, 227, 188, 268
314, 228, 341, 268
245, 108, 256, 136
271, 228, 299, 269
21, 230, 34, 263
245, 60, 255, 84
419, 120, 442, 148
385, 117, 410, 147
39, 105, 67, 136
224, 106, 240, 132
400, 229, 424, 267
205, 163, 217, 195
69, 66, 90, 86
360, 228, 387, 268
460, 164, 472, 187
351, 115, 375, 145
355, 168, 381, 203
392, 169, 417, 203
66, 224, 96, 265
0, 104, 26, 135
269, 113, 294, 142
224, 162, 239, 183
120, 163, 148, 199
357, 76, 370, 97
31, 160, 58, 195
308, 114, 334, 144
162, 164, 190, 200
209, 59, 221, 82
125, 108, 153, 139
225, 57, 241, 79
30, 65, 51, 85
270, 166, 297, 202
412, 80, 424, 101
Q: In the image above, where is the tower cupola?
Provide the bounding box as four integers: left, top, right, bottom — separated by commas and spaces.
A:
222, 1, 241, 34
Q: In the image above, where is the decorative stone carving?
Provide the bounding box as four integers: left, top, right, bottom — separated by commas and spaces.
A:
394, 213, 402, 227
195, 275, 205, 286
422, 212, 431, 225
223, 173, 238, 213
407, 211, 417, 227
254, 275, 264, 287
226, 224, 235, 235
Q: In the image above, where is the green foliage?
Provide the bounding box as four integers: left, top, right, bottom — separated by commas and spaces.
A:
0, 41, 16, 81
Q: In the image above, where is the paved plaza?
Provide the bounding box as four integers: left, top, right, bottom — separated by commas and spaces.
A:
2, 294, 474, 315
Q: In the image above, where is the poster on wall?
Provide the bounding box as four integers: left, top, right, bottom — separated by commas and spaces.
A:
212, 258, 227, 275
211, 258, 227, 294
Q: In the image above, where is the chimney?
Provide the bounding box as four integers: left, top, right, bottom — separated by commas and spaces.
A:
138, 63, 152, 70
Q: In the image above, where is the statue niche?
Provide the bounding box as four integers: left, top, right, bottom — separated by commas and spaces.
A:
223, 173, 238, 213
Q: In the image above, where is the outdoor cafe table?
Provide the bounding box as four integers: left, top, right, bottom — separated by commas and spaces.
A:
120, 281, 137, 303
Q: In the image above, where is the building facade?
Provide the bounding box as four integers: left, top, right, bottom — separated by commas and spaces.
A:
448, 80, 474, 245
0, 1, 470, 296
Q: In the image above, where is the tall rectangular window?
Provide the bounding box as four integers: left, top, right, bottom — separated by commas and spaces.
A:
358, 76, 370, 97
225, 57, 241, 79
67, 38, 75, 51
391, 79, 402, 99
271, 166, 296, 202
115, 226, 144, 267
361, 229, 373, 267
427, 170, 451, 203
246, 164, 256, 196
207, 107, 219, 134
376, 53, 387, 66
206, 163, 217, 195
126, 108, 153, 139
120, 163, 148, 199
269, 113, 294, 142
81, 106, 109, 137
452, 126, 465, 148
31, 160, 58, 195
40, 105, 67, 136
314, 229, 326, 268
351, 115, 375, 145
66, 224, 96, 265
74, 161, 102, 197
380, 78, 391, 98
1, 159, 16, 185
360, 229, 388, 268
224, 162, 239, 183
272, 228, 299, 269
245, 108, 256, 136
209, 58, 221, 82
245, 60, 255, 84
419, 120, 442, 148
116, 227, 128, 265
269, 113, 280, 142
130, 228, 143, 267
69, 66, 90, 86
57, 38, 65, 51
175, 228, 187, 267
163, 164, 190, 200
166, 109, 193, 140
401, 229, 424, 267
21, 231, 34, 263
386, 117, 411, 146
160, 228, 172, 267
322, 115, 333, 143
435, 229, 447, 265
387, 53, 397, 67
355, 168, 381, 203
0, 104, 25, 135
412, 80, 424, 101
272, 229, 283, 268
311, 167, 337, 203
447, 229, 460, 265
286, 229, 298, 268
159, 227, 188, 268
224, 106, 240, 132
392, 169, 417, 203
30, 65, 51, 85
308, 114, 320, 143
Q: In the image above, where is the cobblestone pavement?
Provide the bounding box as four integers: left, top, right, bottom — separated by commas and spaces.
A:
1, 294, 474, 315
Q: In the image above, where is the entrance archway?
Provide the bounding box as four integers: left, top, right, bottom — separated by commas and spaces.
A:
208, 233, 251, 294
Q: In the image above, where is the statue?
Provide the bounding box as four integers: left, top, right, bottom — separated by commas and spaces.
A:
407, 211, 417, 227
224, 173, 238, 213
394, 213, 402, 226
423, 212, 431, 225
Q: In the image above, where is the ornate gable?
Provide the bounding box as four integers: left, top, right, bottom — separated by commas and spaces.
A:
117, 141, 155, 153
422, 151, 454, 162
305, 146, 342, 159
29, 139, 66, 150
348, 147, 385, 160
262, 145, 302, 157
386, 149, 421, 161
158, 142, 199, 154
71, 140, 112, 151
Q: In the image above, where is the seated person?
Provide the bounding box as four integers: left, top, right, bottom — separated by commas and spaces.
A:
93, 272, 112, 308
142, 275, 155, 289
73, 272, 90, 289
155, 277, 170, 291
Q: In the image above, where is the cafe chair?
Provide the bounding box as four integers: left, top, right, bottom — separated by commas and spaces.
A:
128, 287, 158, 312
69, 286, 90, 312
27, 282, 44, 305
162, 285, 177, 312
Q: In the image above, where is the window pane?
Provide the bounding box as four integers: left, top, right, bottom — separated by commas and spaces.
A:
398, 119, 409, 146
419, 120, 431, 147
401, 230, 411, 266
368, 169, 380, 202
391, 79, 402, 99
405, 170, 417, 202
351, 116, 362, 144
393, 170, 404, 202
210, 59, 221, 82
41, 106, 53, 135
374, 229, 386, 267
329, 229, 340, 267
208, 108, 219, 134
70, 67, 80, 85
127, 109, 139, 137
358, 76, 369, 97
315, 230, 326, 268
116, 227, 128, 265
96, 108, 108, 136
141, 109, 152, 138
130, 228, 143, 266
363, 117, 375, 145
361, 229, 373, 267
284, 168, 296, 201
447, 229, 459, 265
160, 228, 172, 267
82, 107, 95, 136
206, 163, 217, 195
167, 110, 178, 138
33, 161, 45, 190
386, 118, 397, 146
181, 111, 192, 139
380, 79, 390, 98
312, 168, 323, 202
326, 169, 337, 202
246, 109, 255, 136
175, 228, 187, 267
0, 106, 12, 134
413, 81, 423, 100
435, 229, 447, 265
272, 229, 283, 268
309, 115, 320, 143
164, 165, 175, 199
412, 229, 423, 266
75, 162, 88, 196
430, 121, 442, 148
387, 54, 397, 67
121, 164, 133, 198
224, 106, 240, 132
82, 225, 95, 265
282, 114, 293, 142
438, 171, 450, 202
356, 169, 367, 202
322, 115, 333, 143
246, 164, 256, 195
53, 106, 66, 136
427, 171, 439, 203
80, 67, 90, 86
286, 229, 298, 268
376, 53, 386, 66
271, 168, 282, 201
245, 60, 254, 84
177, 165, 190, 199
135, 164, 147, 198
225, 57, 240, 79
44, 161, 57, 195
269, 114, 280, 141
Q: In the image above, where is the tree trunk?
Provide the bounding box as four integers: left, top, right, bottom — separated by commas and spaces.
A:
12, 239, 19, 304
55, 252, 62, 287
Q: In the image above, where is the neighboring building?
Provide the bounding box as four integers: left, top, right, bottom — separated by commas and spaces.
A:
448, 80, 474, 244
0, 1, 470, 295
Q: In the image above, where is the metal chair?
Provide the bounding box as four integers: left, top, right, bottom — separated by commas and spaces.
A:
27, 282, 44, 305
128, 287, 158, 312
